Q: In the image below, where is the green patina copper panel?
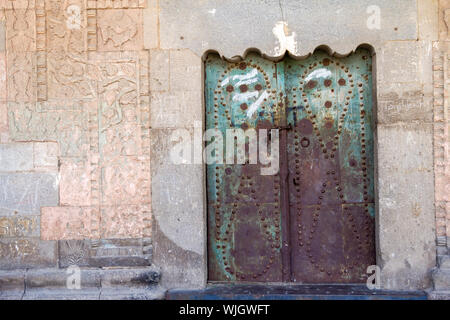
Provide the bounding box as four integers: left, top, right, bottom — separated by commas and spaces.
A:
205, 54, 285, 282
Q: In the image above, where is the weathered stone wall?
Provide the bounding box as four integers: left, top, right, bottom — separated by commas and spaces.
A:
147, 0, 440, 291
0, 0, 446, 294
0, 0, 152, 270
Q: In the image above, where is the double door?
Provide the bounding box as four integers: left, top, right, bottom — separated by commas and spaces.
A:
206, 49, 375, 283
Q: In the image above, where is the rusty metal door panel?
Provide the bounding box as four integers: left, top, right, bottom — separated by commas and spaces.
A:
206, 49, 375, 284
205, 54, 284, 282
285, 49, 375, 283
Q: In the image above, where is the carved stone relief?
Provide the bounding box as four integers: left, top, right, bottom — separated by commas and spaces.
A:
1, 0, 151, 241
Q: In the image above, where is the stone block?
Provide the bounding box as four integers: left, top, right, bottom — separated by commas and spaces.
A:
46, 52, 97, 100
169, 49, 201, 92
0, 269, 25, 292
418, 0, 439, 41
22, 288, 101, 300
97, 9, 143, 51
0, 53, 6, 102
143, 0, 159, 49
0, 143, 33, 172
100, 156, 151, 206
99, 287, 165, 300
433, 268, 450, 290
377, 123, 436, 290
151, 127, 205, 288
5, 8, 36, 52
378, 123, 434, 171
88, 238, 152, 268
0, 21, 4, 53
1, 0, 37, 10
150, 49, 169, 92
45, 1, 89, 53
439, 255, 450, 269
7, 102, 89, 157
58, 240, 91, 268
0, 238, 57, 269
439, 0, 450, 40
26, 268, 101, 289
158, 0, 417, 57
41, 207, 100, 240
434, 121, 450, 202
59, 158, 94, 206
87, 0, 147, 9
6, 52, 36, 103
100, 205, 152, 239
150, 91, 202, 128
378, 41, 420, 84
377, 82, 434, 123
33, 142, 59, 168
0, 173, 58, 215
0, 215, 40, 237
58, 238, 152, 268
152, 220, 205, 289
100, 266, 161, 288
0, 102, 7, 135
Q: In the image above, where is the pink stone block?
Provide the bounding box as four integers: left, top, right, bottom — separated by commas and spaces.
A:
101, 156, 150, 205
59, 158, 93, 206
435, 173, 450, 202
100, 204, 151, 239
5, 8, 36, 52
97, 9, 143, 51
41, 206, 100, 240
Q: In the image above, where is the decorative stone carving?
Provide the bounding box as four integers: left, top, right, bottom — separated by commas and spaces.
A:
5, 8, 36, 52
97, 9, 142, 51
46, 0, 87, 53
8, 102, 90, 157
47, 52, 96, 100
58, 238, 152, 268
86, 0, 147, 9
440, 0, 450, 40
3, 1, 151, 243
7, 53, 36, 102
433, 42, 450, 249
41, 206, 101, 240
101, 157, 150, 205
101, 205, 151, 239
58, 240, 90, 267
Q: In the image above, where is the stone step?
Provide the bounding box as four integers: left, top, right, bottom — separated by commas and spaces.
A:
432, 268, 450, 290
166, 284, 427, 300
428, 290, 450, 300
0, 266, 163, 300
21, 287, 166, 300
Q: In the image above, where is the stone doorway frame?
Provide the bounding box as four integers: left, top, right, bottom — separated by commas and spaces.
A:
151, 42, 436, 291
203, 47, 378, 284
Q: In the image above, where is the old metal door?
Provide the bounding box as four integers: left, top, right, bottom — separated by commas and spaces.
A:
285, 50, 376, 283
205, 54, 287, 282
206, 49, 375, 283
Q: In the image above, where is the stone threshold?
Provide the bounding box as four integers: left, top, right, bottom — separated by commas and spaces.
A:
166, 284, 429, 300
0, 266, 165, 300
